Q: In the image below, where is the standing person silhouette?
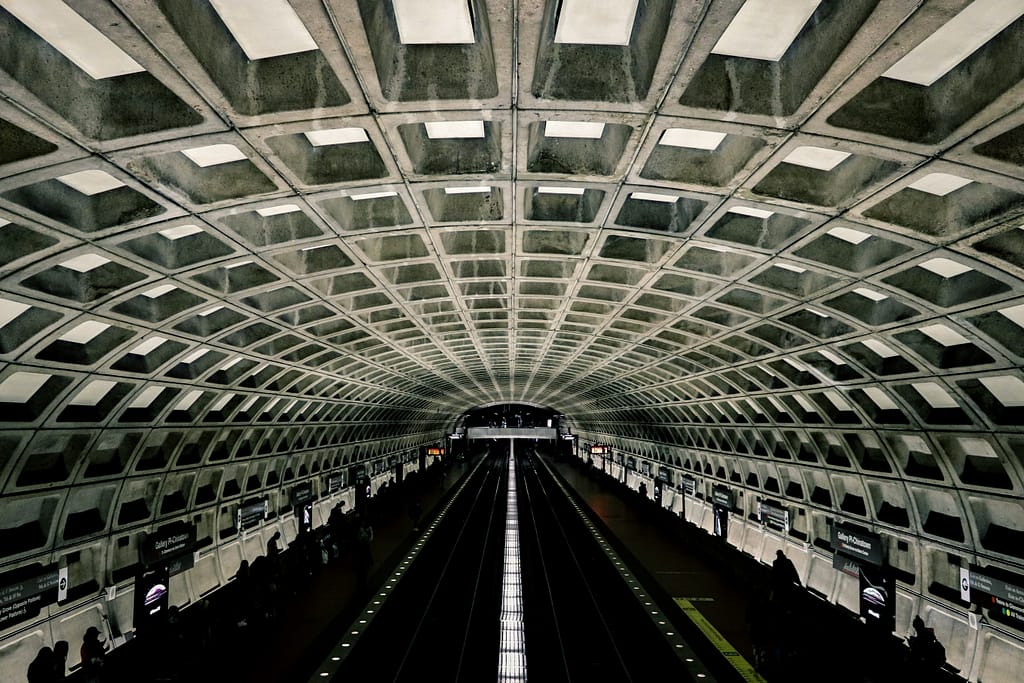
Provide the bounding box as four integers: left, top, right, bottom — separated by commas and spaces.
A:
79, 627, 107, 683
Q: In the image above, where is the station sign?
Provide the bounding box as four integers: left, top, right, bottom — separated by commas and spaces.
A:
831, 523, 883, 567
711, 486, 733, 509
0, 564, 59, 630
426, 446, 445, 456
237, 498, 268, 531
327, 473, 345, 493
141, 522, 196, 570
681, 475, 696, 496
290, 482, 314, 506
758, 499, 790, 534
589, 444, 609, 455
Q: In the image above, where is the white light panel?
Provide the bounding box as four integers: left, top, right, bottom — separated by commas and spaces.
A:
659, 128, 726, 151
827, 226, 871, 244
350, 191, 398, 201
631, 192, 678, 203
142, 284, 177, 299
919, 324, 969, 347
554, 0, 639, 46
824, 390, 852, 411
864, 387, 899, 410
257, 204, 302, 217
0, 372, 50, 403
712, 0, 821, 61
775, 262, 806, 273
999, 303, 1024, 328
818, 349, 846, 365
70, 380, 117, 406
424, 120, 486, 139
159, 224, 204, 240
913, 382, 958, 409
129, 337, 167, 356
0, 298, 30, 328
304, 128, 369, 147
883, 0, 1024, 86
919, 257, 972, 278
393, 0, 475, 44
2, 0, 145, 79
211, 394, 235, 412
209, 0, 318, 60
536, 186, 585, 195
444, 186, 492, 194
182, 144, 248, 168
59, 320, 109, 344
199, 306, 225, 317
175, 390, 203, 411
180, 348, 210, 364
544, 121, 605, 139
863, 339, 898, 358
57, 170, 125, 195
959, 437, 997, 458
979, 376, 1024, 407
497, 442, 527, 682
129, 386, 164, 409
782, 146, 851, 171
729, 206, 774, 219
908, 173, 972, 196
853, 287, 888, 302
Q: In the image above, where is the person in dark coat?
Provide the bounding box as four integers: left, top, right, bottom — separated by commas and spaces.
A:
26, 646, 53, 683
79, 627, 107, 683
51, 641, 68, 680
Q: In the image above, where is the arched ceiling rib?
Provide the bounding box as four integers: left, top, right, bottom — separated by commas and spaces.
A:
0, 0, 1024, 564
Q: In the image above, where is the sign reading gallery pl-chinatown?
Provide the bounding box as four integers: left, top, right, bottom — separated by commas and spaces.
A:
290, 482, 314, 506
141, 522, 197, 568
0, 563, 60, 630
831, 523, 883, 567
681, 475, 696, 496
711, 487, 733, 509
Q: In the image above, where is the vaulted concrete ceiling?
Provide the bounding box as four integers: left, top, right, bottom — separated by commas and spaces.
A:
1, 0, 1024, 570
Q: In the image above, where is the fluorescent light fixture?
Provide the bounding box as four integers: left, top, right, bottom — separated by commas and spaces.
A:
2, 0, 145, 79
913, 382, 958, 409
919, 257, 972, 278
883, 0, 1023, 86
775, 262, 806, 273
729, 206, 774, 219
257, 204, 301, 217
393, 0, 475, 44
239, 396, 260, 412
660, 128, 726, 151
199, 306, 224, 317
863, 339, 898, 358
225, 260, 253, 270
0, 298, 30, 328
544, 120, 605, 139
907, 172, 972, 196
444, 186, 492, 194
626, 192, 674, 205
59, 320, 109, 344
853, 287, 887, 302
712, 0, 820, 61
806, 308, 830, 318
304, 128, 369, 147
209, 0, 317, 60
159, 224, 204, 240
129, 386, 164, 409
174, 390, 203, 411
70, 380, 117, 406
919, 324, 969, 346
864, 387, 899, 411
220, 357, 243, 370
979, 376, 1024, 407
554, 0, 639, 46
0, 218, 9, 228
128, 337, 167, 356
57, 170, 125, 195
182, 144, 248, 168
350, 190, 398, 201
782, 146, 851, 171
424, 120, 485, 139
0, 372, 50, 403
536, 186, 585, 195
142, 284, 177, 299
827, 226, 871, 244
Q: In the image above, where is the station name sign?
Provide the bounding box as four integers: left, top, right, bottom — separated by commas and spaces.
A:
327, 473, 345, 493
681, 475, 696, 496
141, 522, 197, 568
711, 487, 733, 509
290, 482, 314, 506
589, 445, 609, 455
237, 498, 268, 531
831, 523, 883, 568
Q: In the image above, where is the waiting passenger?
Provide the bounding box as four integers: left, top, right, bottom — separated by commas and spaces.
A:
267, 531, 282, 557
26, 646, 53, 683
79, 627, 107, 683
909, 615, 945, 670
52, 640, 68, 680
770, 550, 801, 600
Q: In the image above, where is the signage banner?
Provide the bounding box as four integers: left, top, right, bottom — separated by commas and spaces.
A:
832, 553, 862, 578
969, 567, 1024, 608
57, 567, 68, 602
237, 499, 268, 531
290, 483, 313, 506
0, 564, 59, 629
961, 567, 971, 603
657, 469, 672, 483
759, 500, 790, 534
327, 473, 345, 493
141, 522, 197, 567
831, 524, 883, 567
711, 487, 732, 509
681, 475, 696, 496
